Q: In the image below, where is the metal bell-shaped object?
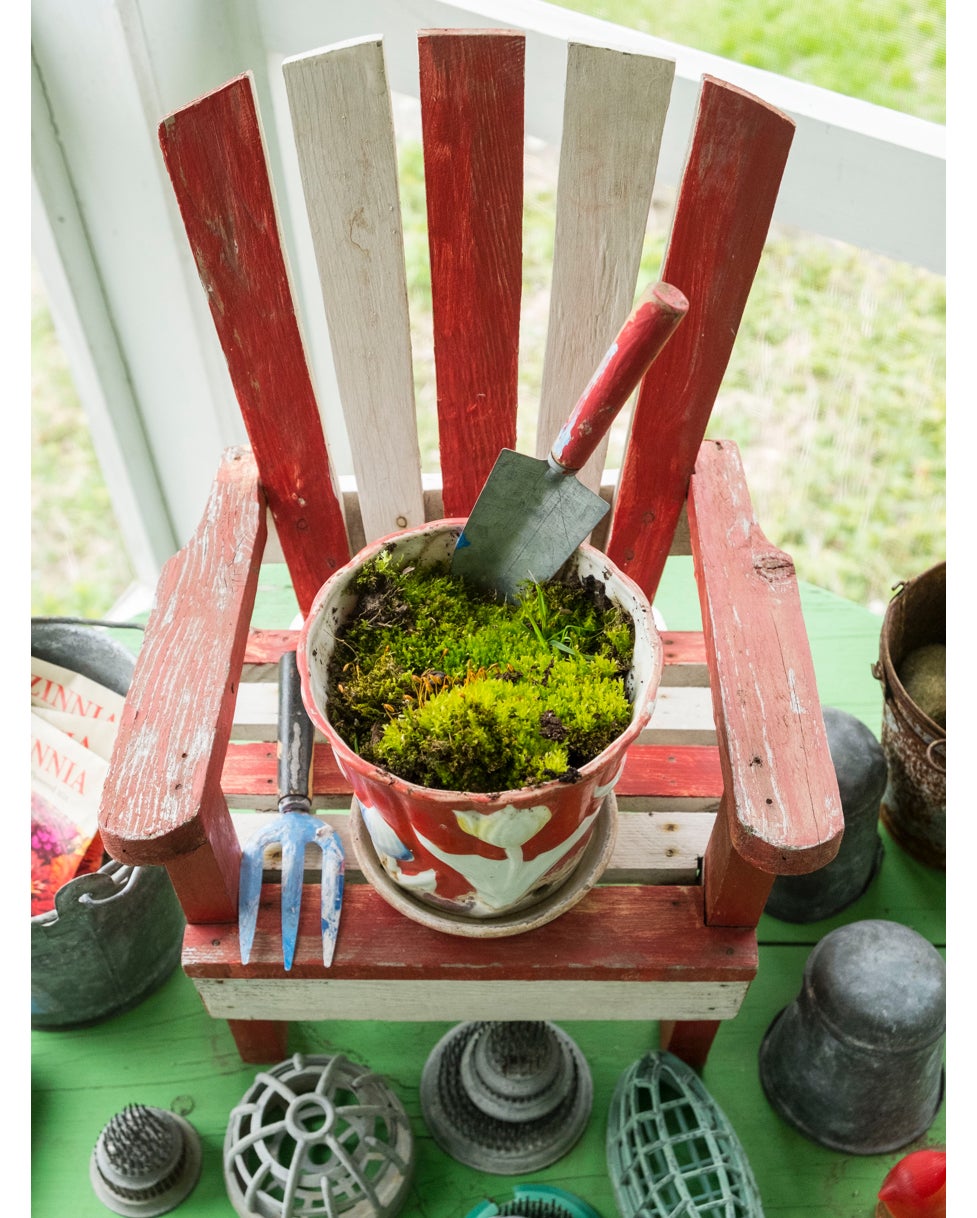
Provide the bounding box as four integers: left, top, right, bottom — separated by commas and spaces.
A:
759, 919, 945, 1154
765, 706, 886, 922
420, 1020, 592, 1174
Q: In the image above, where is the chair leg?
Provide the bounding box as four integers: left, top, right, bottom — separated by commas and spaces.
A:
659, 1019, 721, 1070
228, 1019, 289, 1064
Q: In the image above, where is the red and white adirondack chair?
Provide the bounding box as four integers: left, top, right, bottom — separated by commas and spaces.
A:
98, 29, 843, 1066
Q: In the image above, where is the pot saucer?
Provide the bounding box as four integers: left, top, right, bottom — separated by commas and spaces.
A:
350, 794, 618, 938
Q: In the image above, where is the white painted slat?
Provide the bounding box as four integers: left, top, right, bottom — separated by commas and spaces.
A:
283, 38, 425, 543
643, 686, 716, 744
229, 806, 714, 882
536, 43, 675, 491
195, 976, 748, 1022
658, 660, 710, 689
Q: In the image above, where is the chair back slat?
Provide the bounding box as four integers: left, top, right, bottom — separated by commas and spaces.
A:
283, 38, 425, 544
536, 43, 674, 493
607, 77, 795, 600
419, 30, 525, 516
158, 74, 349, 614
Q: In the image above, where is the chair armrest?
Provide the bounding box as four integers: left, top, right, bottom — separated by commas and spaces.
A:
98, 447, 266, 923
688, 439, 843, 876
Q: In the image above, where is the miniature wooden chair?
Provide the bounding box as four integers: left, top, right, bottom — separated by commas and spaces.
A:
98, 29, 843, 1067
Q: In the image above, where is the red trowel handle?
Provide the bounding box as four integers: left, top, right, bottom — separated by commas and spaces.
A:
549, 280, 689, 474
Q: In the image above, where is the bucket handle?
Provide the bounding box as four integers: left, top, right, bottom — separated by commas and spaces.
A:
926, 737, 946, 775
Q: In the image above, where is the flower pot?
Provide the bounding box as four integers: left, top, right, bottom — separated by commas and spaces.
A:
298, 520, 662, 922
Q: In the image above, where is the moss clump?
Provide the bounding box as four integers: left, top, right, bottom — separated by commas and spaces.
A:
327, 551, 635, 792
897, 642, 946, 728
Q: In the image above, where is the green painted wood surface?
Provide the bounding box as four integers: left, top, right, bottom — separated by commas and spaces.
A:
31, 560, 946, 1216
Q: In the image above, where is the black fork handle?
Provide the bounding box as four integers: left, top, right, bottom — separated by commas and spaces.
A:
278, 649, 314, 806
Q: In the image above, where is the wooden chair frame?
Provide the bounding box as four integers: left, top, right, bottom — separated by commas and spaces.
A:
98, 29, 843, 1067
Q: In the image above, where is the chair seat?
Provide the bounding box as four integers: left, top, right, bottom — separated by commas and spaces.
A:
184, 884, 757, 1022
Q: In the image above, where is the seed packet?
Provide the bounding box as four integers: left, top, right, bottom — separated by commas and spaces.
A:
30, 658, 124, 917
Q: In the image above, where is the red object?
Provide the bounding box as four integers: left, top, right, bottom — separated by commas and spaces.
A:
877, 1150, 946, 1218
419, 30, 524, 518
606, 77, 795, 601
158, 76, 350, 616
550, 282, 688, 471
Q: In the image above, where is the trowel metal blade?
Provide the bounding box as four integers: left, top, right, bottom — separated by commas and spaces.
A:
451, 448, 609, 600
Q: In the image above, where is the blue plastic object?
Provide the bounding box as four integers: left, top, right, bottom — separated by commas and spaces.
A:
464, 1184, 603, 1218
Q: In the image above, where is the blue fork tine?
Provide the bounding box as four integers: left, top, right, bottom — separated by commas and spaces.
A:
318, 828, 345, 967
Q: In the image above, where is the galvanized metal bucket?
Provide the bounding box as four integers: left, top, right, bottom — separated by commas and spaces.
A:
31, 619, 185, 1028
873, 561, 946, 869
759, 919, 945, 1155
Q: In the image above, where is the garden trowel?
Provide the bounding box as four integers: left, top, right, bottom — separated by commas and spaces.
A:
452, 280, 689, 600
238, 649, 345, 970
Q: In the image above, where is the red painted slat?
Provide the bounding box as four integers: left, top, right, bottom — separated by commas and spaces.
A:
220, 741, 724, 801
606, 77, 795, 600
182, 883, 757, 982
689, 439, 843, 875
661, 631, 707, 666
244, 629, 301, 664
419, 30, 524, 515
158, 74, 350, 615
98, 449, 264, 923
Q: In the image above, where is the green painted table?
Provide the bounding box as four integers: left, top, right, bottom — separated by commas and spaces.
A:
31, 560, 946, 1216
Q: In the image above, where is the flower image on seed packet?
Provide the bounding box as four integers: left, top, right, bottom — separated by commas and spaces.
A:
30, 707, 110, 917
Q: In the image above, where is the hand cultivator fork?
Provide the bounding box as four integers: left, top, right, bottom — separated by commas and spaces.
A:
238, 649, 345, 970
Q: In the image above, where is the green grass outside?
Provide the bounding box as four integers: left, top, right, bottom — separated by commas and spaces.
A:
30, 2, 945, 617
556, 0, 945, 122
31, 278, 138, 618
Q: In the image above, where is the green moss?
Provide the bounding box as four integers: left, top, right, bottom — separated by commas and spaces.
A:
327, 554, 635, 791
897, 643, 946, 728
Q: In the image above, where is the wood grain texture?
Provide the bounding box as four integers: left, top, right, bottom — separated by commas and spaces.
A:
688, 439, 844, 874
158, 74, 349, 615
703, 793, 776, 926
283, 40, 425, 543
538, 43, 674, 492
183, 883, 757, 984
606, 76, 796, 599
98, 448, 265, 923
226, 1019, 288, 1064
419, 29, 524, 515
659, 1019, 722, 1070
196, 977, 749, 1026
